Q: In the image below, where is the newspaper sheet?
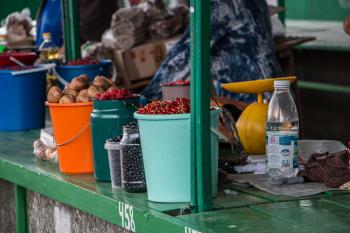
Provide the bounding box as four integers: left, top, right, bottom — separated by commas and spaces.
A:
228, 173, 336, 197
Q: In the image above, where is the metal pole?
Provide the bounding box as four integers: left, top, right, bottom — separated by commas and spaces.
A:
190, 0, 212, 212
62, 0, 81, 61
298, 80, 350, 94
15, 185, 27, 233
278, 0, 286, 25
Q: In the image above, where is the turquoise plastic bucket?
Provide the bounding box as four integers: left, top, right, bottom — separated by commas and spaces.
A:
91, 97, 140, 181
134, 109, 220, 203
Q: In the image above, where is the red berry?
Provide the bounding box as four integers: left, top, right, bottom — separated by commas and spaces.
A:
109, 88, 118, 94
66, 58, 99, 66
114, 93, 121, 99
94, 93, 102, 100
137, 97, 190, 115
100, 92, 111, 100
162, 80, 190, 86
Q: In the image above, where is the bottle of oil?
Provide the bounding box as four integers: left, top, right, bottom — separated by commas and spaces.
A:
0, 35, 6, 53
39, 32, 60, 63
39, 32, 60, 91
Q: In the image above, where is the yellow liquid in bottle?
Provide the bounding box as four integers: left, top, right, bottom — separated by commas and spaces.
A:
39, 48, 60, 62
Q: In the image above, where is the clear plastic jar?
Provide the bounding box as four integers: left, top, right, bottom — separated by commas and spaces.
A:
120, 126, 146, 192
105, 138, 122, 187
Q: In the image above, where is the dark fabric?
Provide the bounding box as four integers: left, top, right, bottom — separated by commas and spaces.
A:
79, 0, 118, 43
141, 0, 283, 102
300, 150, 350, 188
36, 0, 63, 47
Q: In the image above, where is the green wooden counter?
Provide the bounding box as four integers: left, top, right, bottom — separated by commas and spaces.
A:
1, 131, 350, 233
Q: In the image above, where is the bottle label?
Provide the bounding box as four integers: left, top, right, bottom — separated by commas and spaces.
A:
266, 131, 299, 170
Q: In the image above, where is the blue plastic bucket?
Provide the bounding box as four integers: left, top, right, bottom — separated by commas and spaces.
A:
134, 109, 220, 203
56, 60, 111, 86
0, 68, 46, 131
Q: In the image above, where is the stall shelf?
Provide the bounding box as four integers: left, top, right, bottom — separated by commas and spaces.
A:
2, 131, 350, 232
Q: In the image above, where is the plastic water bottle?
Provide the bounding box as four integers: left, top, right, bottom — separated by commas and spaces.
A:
266, 80, 299, 183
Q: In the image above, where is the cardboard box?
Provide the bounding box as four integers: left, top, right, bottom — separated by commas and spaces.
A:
113, 36, 180, 82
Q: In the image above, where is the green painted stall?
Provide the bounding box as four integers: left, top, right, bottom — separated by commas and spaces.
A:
285, 0, 349, 21
0, 0, 41, 21
2, 0, 350, 232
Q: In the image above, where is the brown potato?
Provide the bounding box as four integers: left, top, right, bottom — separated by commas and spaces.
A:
78, 74, 89, 84
98, 76, 116, 87
76, 95, 91, 103
68, 76, 89, 91
93, 76, 110, 90
47, 86, 63, 103
63, 88, 79, 98
88, 85, 104, 98
59, 95, 75, 103
78, 89, 89, 96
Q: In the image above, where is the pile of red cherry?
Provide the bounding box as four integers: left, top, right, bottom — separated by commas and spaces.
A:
66, 58, 100, 66
161, 80, 190, 86
94, 88, 136, 101
137, 97, 190, 115
0, 66, 34, 71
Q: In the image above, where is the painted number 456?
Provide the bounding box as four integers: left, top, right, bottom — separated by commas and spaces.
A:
185, 226, 202, 233
119, 202, 136, 232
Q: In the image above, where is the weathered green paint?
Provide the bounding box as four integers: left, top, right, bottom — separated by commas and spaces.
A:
15, 185, 27, 233
189, 0, 198, 211
0, 131, 192, 233
321, 195, 350, 211
229, 183, 327, 203
190, 0, 212, 212
0, 1, 41, 22
250, 199, 350, 232
285, 0, 349, 21
213, 191, 270, 209
3, 131, 350, 232
62, 0, 81, 61
0, 153, 191, 233
178, 207, 310, 233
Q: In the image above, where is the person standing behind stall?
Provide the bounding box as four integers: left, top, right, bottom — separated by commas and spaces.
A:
36, 0, 63, 48
142, 0, 283, 103
36, 0, 118, 47
79, 0, 118, 43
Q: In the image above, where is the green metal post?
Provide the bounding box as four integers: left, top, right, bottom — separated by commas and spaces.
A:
62, 0, 81, 61
278, 0, 286, 25
190, 0, 213, 212
298, 80, 350, 94
190, 1, 198, 211
15, 185, 27, 233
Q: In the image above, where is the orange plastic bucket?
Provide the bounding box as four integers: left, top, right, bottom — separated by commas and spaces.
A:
47, 102, 94, 174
